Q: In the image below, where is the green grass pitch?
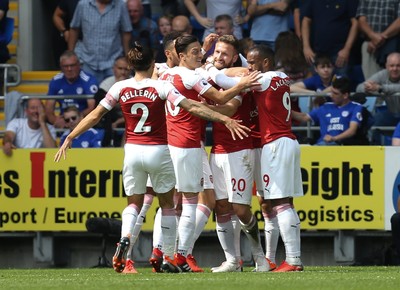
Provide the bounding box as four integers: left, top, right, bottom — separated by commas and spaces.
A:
0, 266, 399, 290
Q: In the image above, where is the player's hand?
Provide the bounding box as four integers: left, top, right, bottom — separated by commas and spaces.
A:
238, 70, 261, 90
203, 33, 219, 52
224, 119, 251, 140
54, 138, 72, 162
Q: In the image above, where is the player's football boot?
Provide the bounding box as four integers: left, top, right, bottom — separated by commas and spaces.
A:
122, 259, 138, 274
273, 261, 304, 272
149, 247, 164, 273
161, 255, 180, 273
174, 253, 192, 272
211, 260, 242, 273
186, 254, 204, 272
112, 236, 130, 273
252, 257, 276, 272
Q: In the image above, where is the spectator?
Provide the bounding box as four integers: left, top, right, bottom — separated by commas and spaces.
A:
60, 106, 103, 148
238, 37, 255, 57
3, 98, 57, 156
247, 0, 292, 50
52, 0, 80, 67
290, 54, 336, 108
155, 15, 173, 63
184, 0, 245, 40
357, 0, 400, 79
68, 0, 132, 83
0, 0, 10, 64
393, 121, 400, 145
275, 31, 311, 116
201, 14, 235, 57
45, 50, 99, 129
302, 0, 359, 77
172, 15, 193, 36
292, 77, 365, 145
94, 56, 130, 147
127, 0, 159, 53
356, 52, 400, 145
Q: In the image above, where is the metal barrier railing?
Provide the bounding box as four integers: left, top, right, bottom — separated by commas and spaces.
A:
0, 63, 21, 94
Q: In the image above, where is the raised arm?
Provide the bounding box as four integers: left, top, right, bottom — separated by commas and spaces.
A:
54, 105, 108, 162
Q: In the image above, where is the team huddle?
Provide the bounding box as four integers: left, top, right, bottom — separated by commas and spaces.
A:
54, 32, 304, 274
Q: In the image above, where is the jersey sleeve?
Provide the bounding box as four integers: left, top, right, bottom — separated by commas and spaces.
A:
161, 82, 186, 107
99, 82, 121, 111
350, 104, 363, 125
187, 72, 212, 95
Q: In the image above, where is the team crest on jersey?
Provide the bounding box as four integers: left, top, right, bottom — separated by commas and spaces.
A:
201, 80, 208, 87
90, 85, 98, 93
76, 87, 83, 94
342, 111, 349, 117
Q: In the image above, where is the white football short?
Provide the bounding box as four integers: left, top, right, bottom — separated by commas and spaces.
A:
210, 149, 254, 205
253, 148, 263, 197
202, 144, 214, 190
169, 145, 204, 193
261, 137, 304, 199
123, 144, 176, 195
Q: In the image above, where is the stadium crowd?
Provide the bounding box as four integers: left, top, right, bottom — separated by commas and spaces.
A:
4, 0, 400, 272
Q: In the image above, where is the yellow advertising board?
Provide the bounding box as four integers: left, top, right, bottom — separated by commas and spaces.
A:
0, 146, 388, 231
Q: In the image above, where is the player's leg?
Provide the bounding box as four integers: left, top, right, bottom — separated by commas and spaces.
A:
187, 148, 215, 272
113, 144, 148, 273
210, 152, 241, 272
254, 147, 279, 267
169, 146, 203, 272
261, 138, 304, 272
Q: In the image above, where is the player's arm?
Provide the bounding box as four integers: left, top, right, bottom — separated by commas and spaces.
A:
179, 98, 250, 140
203, 70, 261, 104
205, 98, 241, 117
291, 110, 312, 123
54, 105, 108, 162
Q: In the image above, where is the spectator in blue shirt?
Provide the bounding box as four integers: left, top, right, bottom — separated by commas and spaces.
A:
68, 0, 132, 83
292, 77, 364, 145
45, 50, 99, 129
290, 54, 337, 108
60, 106, 103, 148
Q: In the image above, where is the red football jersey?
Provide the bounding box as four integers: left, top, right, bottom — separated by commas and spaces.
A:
160, 66, 212, 148
252, 71, 296, 145
211, 95, 253, 153
100, 78, 185, 145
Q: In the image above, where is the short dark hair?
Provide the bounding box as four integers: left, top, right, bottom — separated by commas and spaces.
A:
163, 30, 182, 51
248, 44, 275, 68
215, 14, 234, 28
217, 35, 240, 54
314, 54, 332, 67
332, 76, 351, 94
175, 35, 199, 55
